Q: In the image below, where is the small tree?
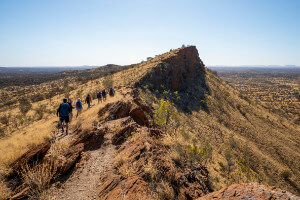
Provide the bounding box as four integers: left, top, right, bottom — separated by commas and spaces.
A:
154, 98, 179, 134
35, 105, 46, 120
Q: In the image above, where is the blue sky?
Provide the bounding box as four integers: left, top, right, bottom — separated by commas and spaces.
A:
0, 0, 299, 66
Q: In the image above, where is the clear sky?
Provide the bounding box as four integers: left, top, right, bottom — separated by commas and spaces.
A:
0, 0, 299, 67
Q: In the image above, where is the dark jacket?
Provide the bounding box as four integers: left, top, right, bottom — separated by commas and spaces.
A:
57, 103, 71, 117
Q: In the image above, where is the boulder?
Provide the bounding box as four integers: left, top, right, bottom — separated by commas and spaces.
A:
129, 104, 149, 126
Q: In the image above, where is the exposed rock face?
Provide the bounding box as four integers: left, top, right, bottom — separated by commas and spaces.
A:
137, 46, 205, 91
10, 142, 51, 172
197, 182, 300, 200
98, 100, 152, 127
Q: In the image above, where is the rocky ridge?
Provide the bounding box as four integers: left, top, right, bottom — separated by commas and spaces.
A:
6, 46, 300, 199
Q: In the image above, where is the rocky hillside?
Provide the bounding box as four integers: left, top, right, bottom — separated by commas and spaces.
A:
2, 46, 300, 199
197, 183, 300, 200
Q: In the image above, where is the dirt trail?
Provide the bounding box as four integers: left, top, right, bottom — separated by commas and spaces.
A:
44, 132, 117, 200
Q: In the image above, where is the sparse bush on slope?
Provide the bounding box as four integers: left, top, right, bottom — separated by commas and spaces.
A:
19, 98, 32, 115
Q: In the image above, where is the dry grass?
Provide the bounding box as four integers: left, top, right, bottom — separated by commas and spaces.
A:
143, 159, 159, 181
20, 161, 57, 198
48, 137, 71, 159
118, 160, 139, 178
0, 118, 56, 174
0, 71, 128, 178
114, 149, 140, 178
0, 179, 11, 199
113, 153, 126, 168
156, 180, 175, 200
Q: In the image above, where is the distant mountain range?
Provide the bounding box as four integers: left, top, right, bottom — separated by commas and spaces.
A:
208, 65, 300, 68
207, 65, 300, 73
0, 66, 99, 74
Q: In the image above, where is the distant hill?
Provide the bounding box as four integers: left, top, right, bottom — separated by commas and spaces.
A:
0, 64, 130, 88
0, 66, 98, 74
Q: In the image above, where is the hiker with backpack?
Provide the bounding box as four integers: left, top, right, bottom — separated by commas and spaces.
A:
97, 91, 103, 104
102, 90, 107, 101
57, 98, 71, 135
85, 94, 92, 108
109, 88, 115, 97
76, 98, 83, 118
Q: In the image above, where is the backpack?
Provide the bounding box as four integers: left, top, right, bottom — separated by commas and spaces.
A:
60, 103, 70, 117
76, 101, 81, 108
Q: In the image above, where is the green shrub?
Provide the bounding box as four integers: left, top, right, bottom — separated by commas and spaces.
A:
16, 114, 24, 126
229, 134, 237, 149
218, 162, 226, 172
280, 170, 291, 180
30, 93, 44, 102
19, 98, 32, 115
35, 105, 46, 120
0, 127, 5, 138
154, 98, 179, 134
186, 142, 212, 164
0, 114, 10, 126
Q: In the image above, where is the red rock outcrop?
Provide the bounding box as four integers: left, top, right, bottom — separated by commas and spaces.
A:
98, 100, 152, 127
197, 182, 300, 200
137, 46, 205, 91
10, 142, 51, 171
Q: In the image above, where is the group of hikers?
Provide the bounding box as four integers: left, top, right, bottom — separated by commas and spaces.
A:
56, 88, 115, 135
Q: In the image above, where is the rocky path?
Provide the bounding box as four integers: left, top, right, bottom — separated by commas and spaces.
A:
44, 133, 117, 200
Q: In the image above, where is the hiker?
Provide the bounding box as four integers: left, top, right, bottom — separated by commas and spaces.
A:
97, 91, 103, 104
68, 99, 74, 122
109, 88, 115, 97
76, 98, 83, 117
85, 94, 92, 108
102, 90, 107, 101
57, 98, 71, 135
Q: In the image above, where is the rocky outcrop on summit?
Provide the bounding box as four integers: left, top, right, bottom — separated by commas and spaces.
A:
197, 182, 300, 200
137, 46, 205, 91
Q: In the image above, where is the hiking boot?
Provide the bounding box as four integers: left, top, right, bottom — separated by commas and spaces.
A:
66, 130, 69, 135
